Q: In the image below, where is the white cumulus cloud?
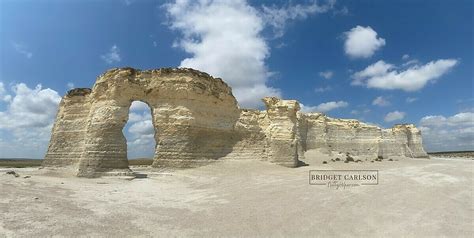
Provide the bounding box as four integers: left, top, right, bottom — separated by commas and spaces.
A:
301, 100, 348, 113
352, 59, 458, 91
420, 112, 474, 152
101, 45, 121, 64
128, 111, 149, 123
0, 83, 61, 158
128, 120, 154, 135
164, 0, 335, 108
129, 101, 150, 111
165, 0, 279, 108
125, 103, 155, 159
0, 83, 61, 129
343, 26, 385, 59
384, 110, 405, 122
351, 60, 393, 86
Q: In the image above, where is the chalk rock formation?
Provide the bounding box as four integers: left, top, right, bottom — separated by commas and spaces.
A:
380, 124, 428, 158
223, 98, 301, 167
44, 68, 240, 177
42, 88, 92, 167
43, 67, 428, 177
262, 97, 300, 167
301, 113, 429, 159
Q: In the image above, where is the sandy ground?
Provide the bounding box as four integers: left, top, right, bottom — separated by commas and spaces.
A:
0, 154, 472, 237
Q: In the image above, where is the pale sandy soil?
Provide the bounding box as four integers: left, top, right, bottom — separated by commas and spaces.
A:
0, 153, 472, 237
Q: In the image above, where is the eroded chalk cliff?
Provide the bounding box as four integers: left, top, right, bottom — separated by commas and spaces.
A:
300, 112, 429, 159
43, 67, 428, 177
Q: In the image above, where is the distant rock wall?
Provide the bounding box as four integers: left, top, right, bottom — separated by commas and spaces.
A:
43, 67, 428, 177
300, 112, 429, 159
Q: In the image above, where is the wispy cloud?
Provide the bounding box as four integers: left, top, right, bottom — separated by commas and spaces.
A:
314, 86, 332, 93
261, 0, 335, 38
384, 111, 405, 122
402, 59, 420, 67
101, 45, 121, 64
333, 6, 349, 16
12, 42, 33, 59
351, 108, 371, 115
406, 97, 418, 103
0, 82, 12, 102
301, 100, 348, 113
372, 96, 390, 106
123, 0, 135, 6
319, 70, 333, 79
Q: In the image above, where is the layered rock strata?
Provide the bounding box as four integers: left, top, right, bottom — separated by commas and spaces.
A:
43, 67, 428, 177
45, 68, 241, 177
300, 113, 429, 160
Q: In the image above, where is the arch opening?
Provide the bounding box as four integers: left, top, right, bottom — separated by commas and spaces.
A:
123, 101, 156, 167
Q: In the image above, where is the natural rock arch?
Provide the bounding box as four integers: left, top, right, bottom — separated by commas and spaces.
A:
44, 68, 241, 177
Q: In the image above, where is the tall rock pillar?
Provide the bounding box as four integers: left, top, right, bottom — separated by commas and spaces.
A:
263, 97, 300, 167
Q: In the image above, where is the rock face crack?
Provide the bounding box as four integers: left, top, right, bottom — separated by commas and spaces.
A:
43, 67, 428, 177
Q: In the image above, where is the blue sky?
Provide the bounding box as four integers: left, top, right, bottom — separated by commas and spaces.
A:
0, 0, 472, 158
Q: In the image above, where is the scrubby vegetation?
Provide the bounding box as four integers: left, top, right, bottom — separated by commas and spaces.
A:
128, 158, 154, 166
0, 159, 43, 168
428, 151, 474, 158
0, 158, 154, 167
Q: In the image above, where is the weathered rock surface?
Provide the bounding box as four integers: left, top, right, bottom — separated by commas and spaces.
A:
262, 97, 300, 167
43, 67, 428, 177
45, 68, 240, 177
301, 113, 429, 160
